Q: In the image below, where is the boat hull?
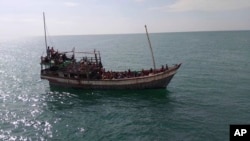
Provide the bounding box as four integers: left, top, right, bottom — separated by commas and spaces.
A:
41, 64, 181, 90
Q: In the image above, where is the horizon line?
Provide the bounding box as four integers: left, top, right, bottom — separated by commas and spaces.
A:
36, 29, 250, 37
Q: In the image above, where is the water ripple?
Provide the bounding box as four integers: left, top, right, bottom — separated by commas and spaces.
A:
1, 33, 250, 140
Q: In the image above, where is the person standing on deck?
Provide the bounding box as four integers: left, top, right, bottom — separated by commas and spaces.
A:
47, 46, 50, 59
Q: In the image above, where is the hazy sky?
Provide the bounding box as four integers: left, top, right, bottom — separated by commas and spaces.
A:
1, 0, 250, 39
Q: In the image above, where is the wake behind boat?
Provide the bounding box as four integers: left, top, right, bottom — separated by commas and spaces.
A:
40, 13, 181, 89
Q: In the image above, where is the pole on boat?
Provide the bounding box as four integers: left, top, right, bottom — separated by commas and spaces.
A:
145, 25, 156, 70
43, 12, 48, 57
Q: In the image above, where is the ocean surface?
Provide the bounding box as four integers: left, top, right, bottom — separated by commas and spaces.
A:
0, 31, 250, 141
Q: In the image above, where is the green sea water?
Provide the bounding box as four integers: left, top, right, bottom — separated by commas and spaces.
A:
0, 31, 250, 140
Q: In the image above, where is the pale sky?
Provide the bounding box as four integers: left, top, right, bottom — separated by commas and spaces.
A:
1, 0, 250, 39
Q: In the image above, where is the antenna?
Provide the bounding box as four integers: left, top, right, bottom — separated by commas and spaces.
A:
145, 25, 156, 70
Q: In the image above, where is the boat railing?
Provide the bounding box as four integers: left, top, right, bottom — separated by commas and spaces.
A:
41, 49, 101, 63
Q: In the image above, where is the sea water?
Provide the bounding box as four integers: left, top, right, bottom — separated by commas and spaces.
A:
0, 31, 250, 140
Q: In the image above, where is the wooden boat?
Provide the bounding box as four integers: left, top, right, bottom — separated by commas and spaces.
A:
41, 59, 181, 89
40, 13, 181, 89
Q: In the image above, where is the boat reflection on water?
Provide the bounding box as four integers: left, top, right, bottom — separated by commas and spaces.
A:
48, 85, 171, 100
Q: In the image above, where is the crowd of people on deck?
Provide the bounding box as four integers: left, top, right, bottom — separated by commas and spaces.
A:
41, 46, 171, 80
41, 46, 74, 64
100, 64, 169, 80
63, 61, 169, 80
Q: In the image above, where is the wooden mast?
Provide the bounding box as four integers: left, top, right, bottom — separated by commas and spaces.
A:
145, 25, 156, 70
43, 12, 48, 56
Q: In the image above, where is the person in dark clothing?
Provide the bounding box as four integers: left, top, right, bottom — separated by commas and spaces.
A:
47, 46, 50, 58
165, 64, 169, 70
62, 54, 67, 61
